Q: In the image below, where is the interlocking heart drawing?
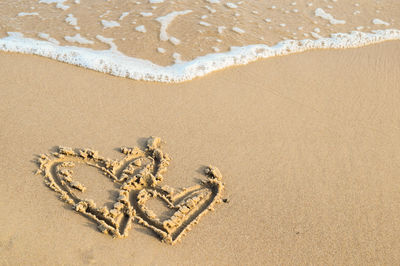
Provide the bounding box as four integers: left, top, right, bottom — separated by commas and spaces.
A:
36, 137, 225, 245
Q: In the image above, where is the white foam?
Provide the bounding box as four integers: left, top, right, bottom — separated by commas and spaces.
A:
1, 29, 398, 82
65, 14, 80, 30
226, 3, 238, 9
373, 18, 390, 26
199, 21, 211, 27
38, 32, 60, 45
206, 0, 220, 3
39, 0, 69, 10
156, 10, 192, 42
169, 37, 181, 45
99, 11, 110, 18
218, 26, 226, 34
140, 12, 153, 17
205, 6, 216, 13
172, 52, 182, 63
310, 31, 322, 39
149, 0, 164, 3
157, 47, 166, 53
7, 32, 24, 38
18, 12, 39, 17
65, 14, 78, 26
101, 20, 120, 29
96, 35, 118, 52
232, 27, 245, 34
135, 25, 147, 33
119, 12, 130, 21
64, 34, 94, 45
315, 8, 346, 25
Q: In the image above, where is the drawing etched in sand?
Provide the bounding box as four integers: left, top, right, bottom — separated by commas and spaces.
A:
36, 137, 225, 245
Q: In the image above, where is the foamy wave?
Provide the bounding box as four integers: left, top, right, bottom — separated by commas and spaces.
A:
1, 29, 399, 82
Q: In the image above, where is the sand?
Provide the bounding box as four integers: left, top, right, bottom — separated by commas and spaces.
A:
1, 41, 400, 265
37, 136, 225, 244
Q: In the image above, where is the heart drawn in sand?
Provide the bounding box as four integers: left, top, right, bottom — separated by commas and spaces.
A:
36, 137, 224, 245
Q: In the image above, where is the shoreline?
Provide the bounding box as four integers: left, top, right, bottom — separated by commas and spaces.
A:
0, 30, 399, 82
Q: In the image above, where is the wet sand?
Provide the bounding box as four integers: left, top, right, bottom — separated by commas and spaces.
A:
1, 0, 399, 65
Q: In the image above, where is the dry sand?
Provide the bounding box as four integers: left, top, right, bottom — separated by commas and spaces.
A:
1, 41, 400, 265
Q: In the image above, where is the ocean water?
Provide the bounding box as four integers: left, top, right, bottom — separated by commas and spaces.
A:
0, 0, 399, 82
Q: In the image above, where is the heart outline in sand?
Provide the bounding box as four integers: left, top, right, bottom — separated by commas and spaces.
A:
36, 137, 224, 245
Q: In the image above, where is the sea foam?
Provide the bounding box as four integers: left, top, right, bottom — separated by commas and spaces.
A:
1, 30, 399, 82
2, 0, 399, 82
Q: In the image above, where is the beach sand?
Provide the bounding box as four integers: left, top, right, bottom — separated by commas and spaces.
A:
1, 41, 400, 265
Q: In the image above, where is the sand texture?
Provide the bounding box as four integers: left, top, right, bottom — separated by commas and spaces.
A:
36, 136, 224, 244
1, 41, 400, 265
